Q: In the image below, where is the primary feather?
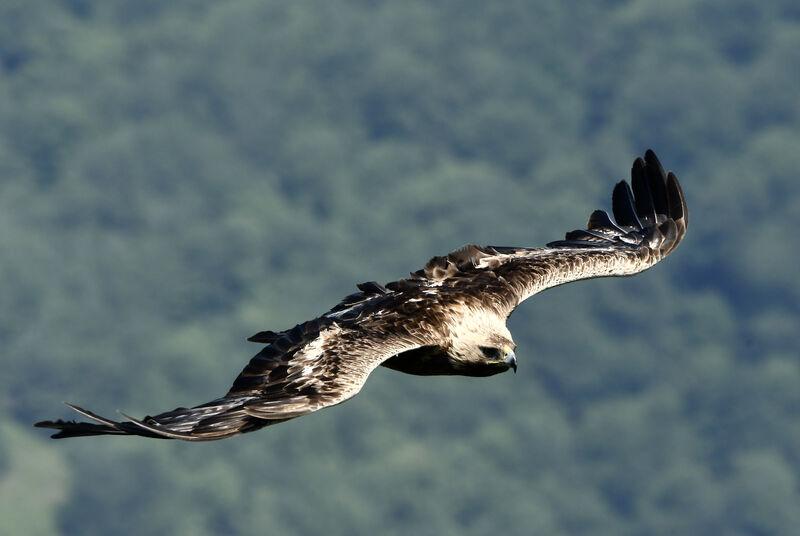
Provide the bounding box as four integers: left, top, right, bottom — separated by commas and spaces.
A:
35, 150, 687, 441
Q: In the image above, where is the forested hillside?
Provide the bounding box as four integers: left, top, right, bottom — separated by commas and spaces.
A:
2, 1, 799, 535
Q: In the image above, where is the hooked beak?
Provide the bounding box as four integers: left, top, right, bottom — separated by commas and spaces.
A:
504, 349, 517, 373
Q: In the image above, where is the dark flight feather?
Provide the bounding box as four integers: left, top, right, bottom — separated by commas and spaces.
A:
611, 180, 643, 229
631, 156, 657, 225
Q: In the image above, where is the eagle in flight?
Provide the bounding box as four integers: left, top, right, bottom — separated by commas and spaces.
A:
36, 150, 687, 441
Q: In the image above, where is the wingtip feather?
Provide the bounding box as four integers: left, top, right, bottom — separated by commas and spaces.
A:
117, 410, 207, 441
631, 157, 657, 225
666, 171, 688, 229
611, 180, 642, 229
553, 150, 687, 262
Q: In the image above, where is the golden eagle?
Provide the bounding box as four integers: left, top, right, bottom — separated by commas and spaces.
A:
36, 150, 687, 441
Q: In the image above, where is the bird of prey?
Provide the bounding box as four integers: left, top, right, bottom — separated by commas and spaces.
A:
36, 150, 687, 441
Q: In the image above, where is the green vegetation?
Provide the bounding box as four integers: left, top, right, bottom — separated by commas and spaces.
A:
2, 1, 799, 534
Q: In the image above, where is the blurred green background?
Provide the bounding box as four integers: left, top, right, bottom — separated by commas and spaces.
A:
2, 1, 799, 534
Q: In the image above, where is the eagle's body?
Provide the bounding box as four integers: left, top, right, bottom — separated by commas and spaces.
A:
36, 150, 687, 441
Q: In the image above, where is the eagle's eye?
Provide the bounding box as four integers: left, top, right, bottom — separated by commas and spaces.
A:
479, 346, 501, 359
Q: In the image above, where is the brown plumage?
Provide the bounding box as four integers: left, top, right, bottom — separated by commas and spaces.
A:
35, 150, 687, 441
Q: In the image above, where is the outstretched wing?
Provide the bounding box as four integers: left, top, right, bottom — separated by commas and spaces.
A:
36, 305, 433, 441
404, 150, 688, 316
36, 306, 432, 441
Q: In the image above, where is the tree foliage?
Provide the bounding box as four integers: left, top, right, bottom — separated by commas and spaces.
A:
2, 1, 799, 534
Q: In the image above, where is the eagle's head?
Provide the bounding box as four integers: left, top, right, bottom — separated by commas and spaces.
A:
381, 308, 517, 377
439, 308, 518, 377
449, 335, 517, 377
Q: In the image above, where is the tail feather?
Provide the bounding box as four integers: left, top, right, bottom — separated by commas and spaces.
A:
34, 398, 274, 441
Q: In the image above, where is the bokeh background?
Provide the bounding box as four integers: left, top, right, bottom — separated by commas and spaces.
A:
2, 1, 799, 534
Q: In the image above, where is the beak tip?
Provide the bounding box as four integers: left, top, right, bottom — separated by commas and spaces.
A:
501, 349, 517, 374
507, 352, 517, 374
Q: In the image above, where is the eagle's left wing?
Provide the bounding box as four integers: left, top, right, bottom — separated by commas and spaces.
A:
36, 312, 433, 441
411, 150, 687, 317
